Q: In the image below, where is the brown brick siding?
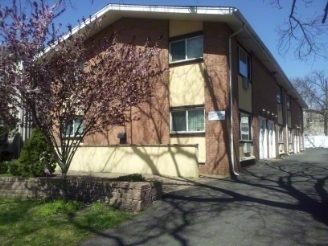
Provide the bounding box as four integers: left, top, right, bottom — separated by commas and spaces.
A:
291, 99, 301, 129
78, 16, 303, 176
200, 22, 232, 175
251, 54, 278, 160
83, 18, 170, 145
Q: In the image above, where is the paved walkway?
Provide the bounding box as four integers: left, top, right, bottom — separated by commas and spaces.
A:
78, 148, 328, 246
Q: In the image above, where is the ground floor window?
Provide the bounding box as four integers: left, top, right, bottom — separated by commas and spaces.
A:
278, 125, 283, 143
288, 129, 293, 143
170, 108, 205, 133
240, 112, 252, 141
64, 117, 84, 137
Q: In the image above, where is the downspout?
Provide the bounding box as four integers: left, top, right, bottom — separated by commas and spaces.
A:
229, 24, 245, 176
285, 94, 289, 154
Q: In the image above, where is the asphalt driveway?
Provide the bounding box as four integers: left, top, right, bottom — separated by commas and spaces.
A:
78, 148, 328, 246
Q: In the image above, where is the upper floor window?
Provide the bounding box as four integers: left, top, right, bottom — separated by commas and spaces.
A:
286, 95, 291, 110
240, 112, 252, 141
171, 108, 205, 133
238, 47, 251, 80
277, 85, 282, 104
169, 35, 203, 63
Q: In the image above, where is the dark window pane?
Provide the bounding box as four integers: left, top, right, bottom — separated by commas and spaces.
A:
187, 36, 203, 59
65, 121, 73, 136
188, 109, 204, 131
239, 60, 248, 78
171, 111, 186, 131
170, 41, 185, 62
74, 118, 83, 135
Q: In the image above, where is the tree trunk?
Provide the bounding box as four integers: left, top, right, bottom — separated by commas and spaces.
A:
61, 168, 68, 202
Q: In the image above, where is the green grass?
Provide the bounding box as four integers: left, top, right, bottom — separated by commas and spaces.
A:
0, 197, 135, 246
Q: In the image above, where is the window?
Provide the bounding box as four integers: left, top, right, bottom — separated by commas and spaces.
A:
286, 95, 291, 110
240, 113, 252, 141
171, 108, 204, 133
277, 86, 281, 104
278, 125, 283, 143
169, 36, 203, 63
64, 118, 83, 137
288, 129, 292, 143
238, 47, 251, 80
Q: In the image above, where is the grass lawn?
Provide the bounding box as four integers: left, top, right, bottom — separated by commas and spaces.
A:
0, 196, 135, 246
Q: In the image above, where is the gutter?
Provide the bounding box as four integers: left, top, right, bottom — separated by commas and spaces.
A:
229, 23, 245, 177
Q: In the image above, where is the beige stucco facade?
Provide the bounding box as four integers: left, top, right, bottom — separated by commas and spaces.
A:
169, 63, 205, 107
170, 136, 206, 163
169, 20, 203, 37
67, 145, 199, 178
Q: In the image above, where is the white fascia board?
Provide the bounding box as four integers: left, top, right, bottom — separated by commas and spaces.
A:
44, 4, 235, 54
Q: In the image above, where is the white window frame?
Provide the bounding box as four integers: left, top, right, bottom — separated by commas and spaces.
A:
170, 108, 205, 133
240, 112, 252, 141
64, 117, 84, 138
169, 35, 203, 64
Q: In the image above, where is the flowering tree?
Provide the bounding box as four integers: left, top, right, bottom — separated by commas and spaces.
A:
0, 0, 163, 187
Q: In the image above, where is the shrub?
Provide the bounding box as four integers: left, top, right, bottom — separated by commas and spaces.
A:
16, 128, 56, 177
0, 161, 8, 174
115, 173, 146, 182
7, 160, 20, 176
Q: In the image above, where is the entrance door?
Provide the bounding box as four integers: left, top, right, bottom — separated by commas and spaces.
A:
268, 120, 276, 158
259, 117, 268, 159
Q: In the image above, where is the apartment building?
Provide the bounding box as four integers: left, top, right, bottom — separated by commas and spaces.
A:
65, 4, 307, 177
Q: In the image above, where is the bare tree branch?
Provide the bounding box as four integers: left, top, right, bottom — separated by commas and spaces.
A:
266, 0, 328, 60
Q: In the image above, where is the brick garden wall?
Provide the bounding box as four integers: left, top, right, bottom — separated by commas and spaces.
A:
0, 177, 162, 212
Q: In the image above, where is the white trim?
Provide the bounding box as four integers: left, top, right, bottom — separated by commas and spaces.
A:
170, 108, 205, 133
169, 35, 203, 63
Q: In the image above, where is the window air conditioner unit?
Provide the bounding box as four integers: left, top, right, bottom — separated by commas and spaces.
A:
242, 77, 250, 90
243, 143, 251, 154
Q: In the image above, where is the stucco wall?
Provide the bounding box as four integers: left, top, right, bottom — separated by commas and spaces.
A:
67, 145, 199, 178
170, 136, 206, 163
169, 20, 203, 37
170, 63, 205, 106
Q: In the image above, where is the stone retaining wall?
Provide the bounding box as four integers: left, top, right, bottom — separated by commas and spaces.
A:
0, 177, 162, 211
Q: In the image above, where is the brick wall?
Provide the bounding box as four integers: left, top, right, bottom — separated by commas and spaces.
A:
200, 22, 232, 176
83, 17, 170, 145
291, 99, 301, 129
252, 55, 278, 160
0, 177, 162, 212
